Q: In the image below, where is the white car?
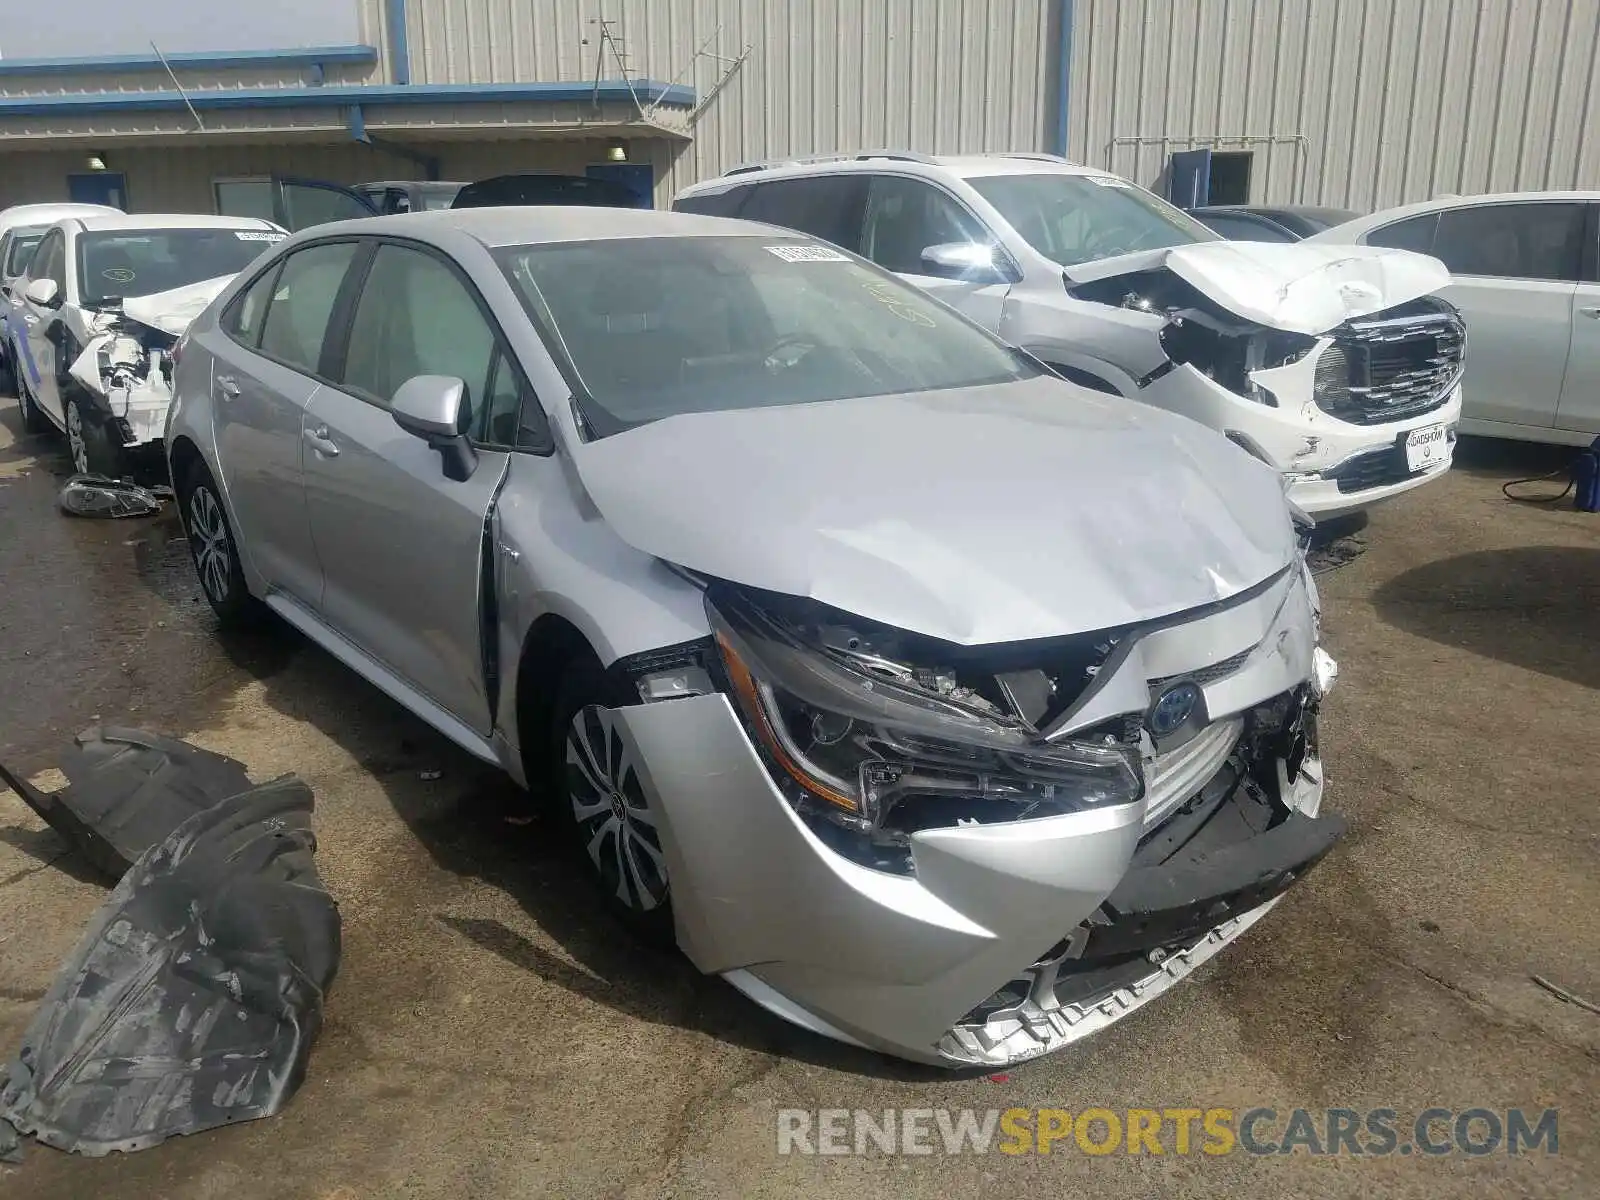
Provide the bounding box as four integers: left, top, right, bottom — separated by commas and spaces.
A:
0, 203, 120, 393
1310, 191, 1600, 446
8, 213, 286, 474
676, 153, 1466, 522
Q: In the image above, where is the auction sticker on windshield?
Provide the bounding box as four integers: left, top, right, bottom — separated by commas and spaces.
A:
234, 231, 288, 242
766, 245, 850, 262
1404, 424, 1450, 472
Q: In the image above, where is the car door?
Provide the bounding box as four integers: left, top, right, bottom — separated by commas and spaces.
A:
22, 227, 70, 424
207, 240, 363, 606
859, 174, 1015, 332
1555, 204, 1600, 436
1369, 202, 1585, 430
299, 239, 514, 736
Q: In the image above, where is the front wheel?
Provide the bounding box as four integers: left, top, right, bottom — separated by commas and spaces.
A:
550, 657, 674, 943
179, 459, 259, 627
12, 352, 47, 435
64, 394, 126, 477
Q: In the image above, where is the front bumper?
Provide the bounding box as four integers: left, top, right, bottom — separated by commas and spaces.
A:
614, 571, 1341, 1067
1142, 360, 1462, 520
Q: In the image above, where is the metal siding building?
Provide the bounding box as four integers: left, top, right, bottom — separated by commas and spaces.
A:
2, 0, 1596, 218
0, 0, 1060, 213
1069, 0, 1600, 212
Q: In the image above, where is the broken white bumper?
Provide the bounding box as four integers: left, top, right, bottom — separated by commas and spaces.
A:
1145, 356, 1462, 521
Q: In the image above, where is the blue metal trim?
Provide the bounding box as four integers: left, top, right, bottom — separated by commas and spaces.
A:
1053, 0, 1074, 158
348, 105, 367, 142
386, 0, 411, 85
0, 79, 696, 117
0, 45, 378, 76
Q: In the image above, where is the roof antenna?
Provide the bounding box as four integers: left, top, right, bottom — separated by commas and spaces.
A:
150, 41, 205, 132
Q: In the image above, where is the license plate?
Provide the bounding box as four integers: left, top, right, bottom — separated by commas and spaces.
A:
1404, 423, 1450, 472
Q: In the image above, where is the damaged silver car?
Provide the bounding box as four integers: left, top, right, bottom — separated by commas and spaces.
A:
166, 209, 1344, 1068
7, 214, 286, 474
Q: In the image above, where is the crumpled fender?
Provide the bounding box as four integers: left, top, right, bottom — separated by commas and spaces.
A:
0, 773, 339, 1156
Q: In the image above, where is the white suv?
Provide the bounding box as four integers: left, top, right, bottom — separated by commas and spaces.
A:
676, 153, 1465, 522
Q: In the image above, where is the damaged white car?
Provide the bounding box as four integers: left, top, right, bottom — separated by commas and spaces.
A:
7, 214, 286, 474
675, 154, 1465, 521
168, 209, 1345, 1068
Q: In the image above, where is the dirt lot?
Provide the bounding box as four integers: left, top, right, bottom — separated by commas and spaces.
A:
1, 394, 1596, 1198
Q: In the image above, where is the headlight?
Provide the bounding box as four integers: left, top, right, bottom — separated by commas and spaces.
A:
706, 588, 1143, 862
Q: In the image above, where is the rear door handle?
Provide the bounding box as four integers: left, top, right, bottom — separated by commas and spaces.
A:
216, 374, 240, 397
22, 313, 38, 326
1581, 306, 1600, 319
303, 425, 340, 457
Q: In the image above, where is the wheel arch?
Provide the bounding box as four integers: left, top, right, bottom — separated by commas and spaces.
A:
512, 612, 604, 788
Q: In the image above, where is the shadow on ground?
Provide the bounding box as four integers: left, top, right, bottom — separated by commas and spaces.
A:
1372, 545, 1600, 690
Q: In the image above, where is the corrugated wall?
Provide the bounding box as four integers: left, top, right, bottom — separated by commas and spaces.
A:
405, 0, 1059, 195
1070, 0, 1600, 211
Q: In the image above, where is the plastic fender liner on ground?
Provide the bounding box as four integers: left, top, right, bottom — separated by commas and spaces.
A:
0, 774, 340, 1156
0, 727, 254, 880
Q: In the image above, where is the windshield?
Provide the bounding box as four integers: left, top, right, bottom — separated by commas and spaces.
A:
4, 230, 44, 279
499, 235, 1037, 435
76, 227, 283, 305
969, 173, 1218, 266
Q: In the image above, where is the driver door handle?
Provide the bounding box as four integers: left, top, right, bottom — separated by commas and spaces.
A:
1580, 306, 1600, 319
216, 374, 240, 397
303, 425, 340, 457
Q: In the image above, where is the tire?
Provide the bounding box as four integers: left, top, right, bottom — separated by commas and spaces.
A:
11, 348, 47, 435
178, 458, 259, 627
64, 394, 126, 478
549, 656, 674, 944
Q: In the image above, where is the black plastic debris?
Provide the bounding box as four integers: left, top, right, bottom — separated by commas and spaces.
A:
0, 728, 253, 881
57, 474, 173, 519
0, 774, 340, 1156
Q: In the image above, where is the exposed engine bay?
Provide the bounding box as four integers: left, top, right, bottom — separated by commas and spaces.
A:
1071, 268, 1319, 399
67, 276, 231, 451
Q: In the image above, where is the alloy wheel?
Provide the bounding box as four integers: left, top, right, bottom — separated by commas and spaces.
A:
187, 484, 233, 605
565, 705, 668, 912
65, 402, 88, 474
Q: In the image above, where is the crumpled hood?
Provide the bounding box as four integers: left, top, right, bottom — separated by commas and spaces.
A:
1065, 241, 1450, 335
117, 275, 237, 338
569, 376, 1296, 645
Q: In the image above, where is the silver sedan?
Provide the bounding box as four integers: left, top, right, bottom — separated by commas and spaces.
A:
164, 207, 1343, 1067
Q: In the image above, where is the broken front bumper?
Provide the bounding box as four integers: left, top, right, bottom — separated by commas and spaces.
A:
615, 667, 1342, 1067
1143, 362, 1462, 520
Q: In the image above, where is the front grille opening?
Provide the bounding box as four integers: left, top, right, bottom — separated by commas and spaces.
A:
1314, 298, 1464, 426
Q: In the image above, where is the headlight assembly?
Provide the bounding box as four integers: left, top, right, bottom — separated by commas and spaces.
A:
705, 588, 1143, 867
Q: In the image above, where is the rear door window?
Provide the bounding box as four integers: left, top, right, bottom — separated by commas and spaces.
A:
739, 175, 868, 253
1425, 203, 1586, 281
1367, 213, 1438, 254
258, 241, 360, 375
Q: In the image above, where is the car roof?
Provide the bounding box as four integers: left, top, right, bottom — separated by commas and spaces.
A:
356, 180, 466, 190
0, 203, 120, 235
304, 206, 771, 248
1313, 190, 1600, 239
71, 213, 282, 233
676, 152, 1113, 195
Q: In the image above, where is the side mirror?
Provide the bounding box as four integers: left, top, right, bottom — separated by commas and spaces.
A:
919, 242, 1012, 284
392, 374, 477, 481
24, 277, 59, 308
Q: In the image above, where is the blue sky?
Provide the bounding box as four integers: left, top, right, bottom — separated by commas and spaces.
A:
0, 0, 361, 58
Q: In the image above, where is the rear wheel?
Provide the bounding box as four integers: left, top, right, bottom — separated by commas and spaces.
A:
549, 656, 674, 944
179, 459, 259, 627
